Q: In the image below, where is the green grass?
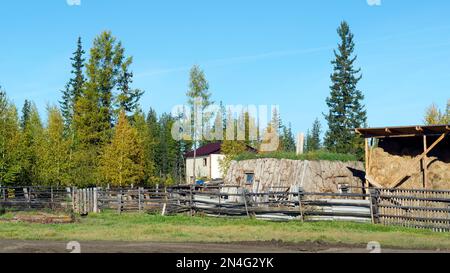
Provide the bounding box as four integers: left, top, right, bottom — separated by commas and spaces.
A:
234, 151, 358, 162
0, 211, 449, 250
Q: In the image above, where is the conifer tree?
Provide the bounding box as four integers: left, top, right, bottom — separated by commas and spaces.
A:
324, 21, 366, 157
99, 111, 144, 187
116, 57, 144, 117
20, 100, 31, 130
60, 37, 86, 131
280, 123, 296, 152
306, 118, 322, 152
133, 109, 157, 186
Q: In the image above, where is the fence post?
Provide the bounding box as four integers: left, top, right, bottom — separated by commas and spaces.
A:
50, 187, 54, 210
189, 184, 193, 216
138, 187, 142, 213
66, 187, 71, 210
89, 188, 93, 213
370, 188, 380, 224
83, 189, 87, 214
117, 190, 122, 214
161, 188, 168, 216
242, 189, 250, 218
23, 188, 30, 209
93, 188, 98, 213
28, 187, 32, 208
72, 187, 76, 213
298, 188, 305, 222
86, 188, 89, 213
218, 186, 222, 217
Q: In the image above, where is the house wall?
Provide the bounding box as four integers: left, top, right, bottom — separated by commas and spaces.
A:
211, 154, 226, 179
225, 159, 365, 193
185, 156, 210, 183
185, 154, 227, 183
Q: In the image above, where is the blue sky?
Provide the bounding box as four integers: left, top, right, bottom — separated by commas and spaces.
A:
0, 0, 449, 135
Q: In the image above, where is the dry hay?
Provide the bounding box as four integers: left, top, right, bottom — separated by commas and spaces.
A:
369, 147, 450, 190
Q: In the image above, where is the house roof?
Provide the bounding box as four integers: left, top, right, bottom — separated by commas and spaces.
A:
185, 142, 222, 158
355, 124, 450, 138
185, 142, 257, 158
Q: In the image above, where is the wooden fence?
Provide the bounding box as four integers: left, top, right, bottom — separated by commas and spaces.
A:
165, 185, 374, 222
0, 186, 72, 211
2, 185, 450, 232
375, 188, 450, 232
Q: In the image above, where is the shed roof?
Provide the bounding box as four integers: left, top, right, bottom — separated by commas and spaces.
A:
355, 124, 450, 138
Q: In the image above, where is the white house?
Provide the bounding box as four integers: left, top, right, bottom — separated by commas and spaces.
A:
185, 142, 226, 184
185, 142, 257, 184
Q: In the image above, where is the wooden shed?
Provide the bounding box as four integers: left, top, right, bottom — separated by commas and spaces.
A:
356, 125, 450, 189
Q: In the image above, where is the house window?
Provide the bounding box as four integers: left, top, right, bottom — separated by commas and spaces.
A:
338, 184, 350, 194
203, 158, 208, 167
245, 173, 255, 185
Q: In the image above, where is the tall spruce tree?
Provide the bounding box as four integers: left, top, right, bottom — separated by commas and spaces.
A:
324, 21, 367, 158
60, 37, 86, 131
20, 100, 31, 130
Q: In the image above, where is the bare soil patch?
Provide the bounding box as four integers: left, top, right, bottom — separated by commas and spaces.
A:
0, 240, 447, 253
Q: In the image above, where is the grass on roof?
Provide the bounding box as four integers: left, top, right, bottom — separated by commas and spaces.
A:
233, 151, 359, 162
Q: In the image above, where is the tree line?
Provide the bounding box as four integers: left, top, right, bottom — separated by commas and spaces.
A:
0, 32, 191, 187
0, 31, 299, 187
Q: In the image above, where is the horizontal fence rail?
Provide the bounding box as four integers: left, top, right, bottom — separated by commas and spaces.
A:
2, 185, 450, 232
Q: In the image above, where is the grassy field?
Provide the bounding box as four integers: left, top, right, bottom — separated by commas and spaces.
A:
1, 211, 449, 250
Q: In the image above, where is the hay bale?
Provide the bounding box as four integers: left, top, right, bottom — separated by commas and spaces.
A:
369, 147, 450, 189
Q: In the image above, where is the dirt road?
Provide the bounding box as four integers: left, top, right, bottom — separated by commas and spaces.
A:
0, 240, 446, 253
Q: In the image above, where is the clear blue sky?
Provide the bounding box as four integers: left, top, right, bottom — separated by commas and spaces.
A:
0, 0, 449, 135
